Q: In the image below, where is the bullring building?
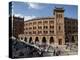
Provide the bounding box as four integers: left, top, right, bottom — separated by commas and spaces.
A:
17, 8, 78, 46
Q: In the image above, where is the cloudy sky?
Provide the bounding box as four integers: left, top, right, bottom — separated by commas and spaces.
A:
11, 1, 78, 20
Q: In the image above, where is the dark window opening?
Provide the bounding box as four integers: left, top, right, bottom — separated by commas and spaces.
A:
59, 26, 61, 30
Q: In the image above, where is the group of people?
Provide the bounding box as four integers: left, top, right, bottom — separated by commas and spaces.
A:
39, 45, 62, 56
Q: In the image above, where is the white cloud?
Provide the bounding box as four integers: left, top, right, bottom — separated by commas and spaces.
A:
27, 3, 44, 9
14, 14, 24, 18
24, 16, 36, 21
13, 14, 37, 21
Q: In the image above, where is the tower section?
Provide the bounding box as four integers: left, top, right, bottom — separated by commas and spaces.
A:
54, 7, 65, 45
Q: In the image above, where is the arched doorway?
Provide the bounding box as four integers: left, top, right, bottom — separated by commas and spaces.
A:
24, 37, 27, 42
29, 37, 32, 43
50, 37, 54, 44
58, 39, 62, 45
42, 37, 47, 43
35, 37, 39, 43
42, 37, 47, 49
21, 37, 23, 40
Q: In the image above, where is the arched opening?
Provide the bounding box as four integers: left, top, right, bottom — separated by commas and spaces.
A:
35, 37, 39, 43
29, 37, 32, 43
42, 37, 47, 43
50, 37, 54, 44
58, 39, 62, 45
24, 37, 27, 42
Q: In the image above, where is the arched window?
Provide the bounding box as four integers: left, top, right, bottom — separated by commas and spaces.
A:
42, 37, 47, 43
50, 37, 54, 44
59, 26, 61, 30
